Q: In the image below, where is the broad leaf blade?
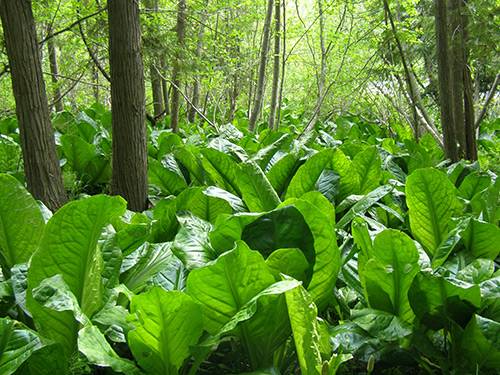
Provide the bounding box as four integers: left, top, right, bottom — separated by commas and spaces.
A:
78, 326, 140, 375
363, 230, 420, 321
287, 149, 333, 199
236, 161, 281, 212
353, 146, 382, 194
201, 148, 241, 196
186, 241, 276, 335
285, 285, 322, 375
406, 168, 459, 257
0, 318, 58, 375
26, 195, 126, 356
0, 174, 44, 272
128, 288, 204, 375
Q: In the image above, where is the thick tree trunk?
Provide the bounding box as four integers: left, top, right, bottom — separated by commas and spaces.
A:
434, 0, 459, 162
268, 0, 281, 130
170, 0, 186, 134
0, 0, 67, 212
248, 0, 274, 132
108, 0, 148, 212
46, 25, 64, 112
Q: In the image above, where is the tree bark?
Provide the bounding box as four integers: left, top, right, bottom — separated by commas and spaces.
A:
151, 62, 164, 118
268, 0, 281, 130
108, 0, 148, 212
434, 0, 459, 162
46, 24, 64, 112
188, 3, 207, 124
170, 0, 186, 134
0, 0, 67, 212
248, 0, 274, 132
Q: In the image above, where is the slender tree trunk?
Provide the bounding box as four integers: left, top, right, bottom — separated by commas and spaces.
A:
160, 55, 170, 116
268, 0, 281, 130
276, 0, 287, 131
92, 64, 100, 103
459, 0, 477, 160
0, 0, 67, 212
248, 0, 274, 132
449, 0, 467, 158
108, 0, 148, 212
435, 0, 459, 161
188, 3, 207, 124
151, 62, 164, 118
46, 25, 64, 112
170, 0, 186, 134
307, 0, 327, 130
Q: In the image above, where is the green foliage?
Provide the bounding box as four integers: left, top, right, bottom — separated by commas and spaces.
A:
3, 112, 500, 375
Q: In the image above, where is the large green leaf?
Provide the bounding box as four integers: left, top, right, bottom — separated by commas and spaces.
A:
0, 136, 22, 176
287, 149, 334, 199
60, 134, 95, 178
191, 280, 300, 372
120, 242, 179, 293
236, 161, 281, 212
328, 148, 361, 204
26, 195, 126, 356
149, 197, 179, 243
128, 288, 204, 375
353, 146, 381, 194
266, 153, 301, 198
171, 213, 217, 270
460, 218, 500, 259
250, 133, 291, 171
470, 179, 500, 225
0, 174, 44, 275
78, 326, 140, 375
279, 199, 340, 311
362, 230, 420, 321
173, 146, 205, 184
335, 184, 393, 229
186, 241, 276, 335
241, 205, 316, 285
176, 187, 233, 223
148, 157, 187, 196
457, 171, 491, 201
406, 168, 460, 257
408, 271, 482, 331
201, 147, 241, 195
0, 318, 62, 375
351, 308, 413, 341
462, 315, 500, 370
285, 285, 322, 375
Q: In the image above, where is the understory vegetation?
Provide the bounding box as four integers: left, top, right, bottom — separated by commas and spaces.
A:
1, 105, 500, 374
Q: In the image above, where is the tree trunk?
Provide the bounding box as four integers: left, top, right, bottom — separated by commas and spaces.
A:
151, 62, 164, 118
248, 0, 274, 132
108, 0, 148, 212
458, 0, 477, 160
276, 0, 287, 131
46, 25, 64, 112
160, 55, 170, 116
0, 0, 67, 212
307, 0, 327, 131
170, 0, 186, 134
268, 0, 281, 130
188, 4, 207, 124
434, 0, 459, 162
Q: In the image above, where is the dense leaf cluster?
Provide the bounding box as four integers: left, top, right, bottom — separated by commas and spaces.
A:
1, 107, 500, 374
